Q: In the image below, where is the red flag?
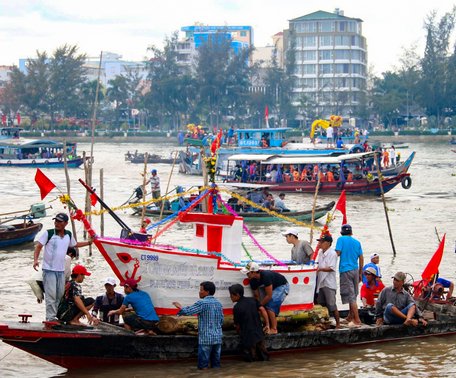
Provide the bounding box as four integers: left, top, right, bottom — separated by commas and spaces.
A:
264, 105, 269, 119
34, 168, 56, 200
16, 112, 21, 125
335, 189, 347, 225
421, 234, 446, 284
90, 192, 98, 206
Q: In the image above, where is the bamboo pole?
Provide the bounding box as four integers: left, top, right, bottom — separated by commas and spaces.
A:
374, 152, 396, 256
63, 140, 78, 254
100, 168, 104, 237
309, 167, 321, 244
140, 153, 148, 226
83, 152, 92, 256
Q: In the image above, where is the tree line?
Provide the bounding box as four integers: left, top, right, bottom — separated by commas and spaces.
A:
1, 9, 456, 131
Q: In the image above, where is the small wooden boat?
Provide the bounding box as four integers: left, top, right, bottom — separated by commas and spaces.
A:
125, 153, 174, 164
135, 201, 335, 223
0, 221, 43, 247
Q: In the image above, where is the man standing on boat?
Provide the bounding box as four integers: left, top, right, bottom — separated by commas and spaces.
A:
282, 227, 314, 265
146, 169, 161, 200
335, 224, 363, 326
173, 281, 224, 370
33, 213, 92, 321
375, 272, 427, 327
241, 262, 289, 335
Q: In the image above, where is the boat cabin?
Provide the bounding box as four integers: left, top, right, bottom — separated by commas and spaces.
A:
236, 128, 288, 148
0, 127, 21, 140
0, 140, 77, 160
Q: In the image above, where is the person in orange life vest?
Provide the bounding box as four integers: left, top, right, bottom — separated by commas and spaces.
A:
346, 171, 353, 182
300, 169, 308, 181
293, 170, 300, 182
382, 149, 389, 168
326, 170, 335, 182
318, 170, 326, 182
360, 267, 385, 307
312, 165, 319, 180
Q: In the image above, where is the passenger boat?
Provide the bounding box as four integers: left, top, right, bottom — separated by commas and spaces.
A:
223, 152, 413, 195
0, 221, 42, 247
0, 138, 87, 168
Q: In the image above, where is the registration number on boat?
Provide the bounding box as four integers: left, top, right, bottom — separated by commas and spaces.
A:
141, 254, 159, 261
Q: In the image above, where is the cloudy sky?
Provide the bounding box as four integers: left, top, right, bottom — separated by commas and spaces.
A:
1, 0, 455, 75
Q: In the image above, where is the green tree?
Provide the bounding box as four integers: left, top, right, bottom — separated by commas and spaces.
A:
106, 75, 129, 130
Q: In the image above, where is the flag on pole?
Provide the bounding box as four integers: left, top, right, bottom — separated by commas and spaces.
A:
335, 189, 347, 225
90, 192, 98, 207
264, 105, 270, 128
421, 234, 446, 285
35, 168, 56, 200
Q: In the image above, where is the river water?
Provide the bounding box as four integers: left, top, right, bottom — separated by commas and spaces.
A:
0, 140, 455, 377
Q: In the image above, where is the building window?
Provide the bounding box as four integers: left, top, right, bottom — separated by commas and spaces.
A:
303, 50, 316, 60
302, 78, 316, 88
338, 21, 346, 32
303, 64, 316, 74
320, 35, 333, 46
303, 36, 316, 47
319, 64, 333, 74
319, 50, 333, 60
319, 21, 334, 32
334, 50, 350, 60
304, 22, 316, 32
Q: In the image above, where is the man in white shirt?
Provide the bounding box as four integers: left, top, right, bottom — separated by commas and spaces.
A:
326, 126, 334, 147
33, 213, 92, 321
316, 234, 340, 328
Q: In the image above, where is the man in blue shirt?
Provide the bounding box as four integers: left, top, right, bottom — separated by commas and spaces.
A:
173, 281, 224, 370
336, 224, 364, 326
107, 278, 159, 335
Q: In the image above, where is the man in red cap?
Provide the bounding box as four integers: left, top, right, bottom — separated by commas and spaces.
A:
57, 265, 98, 326
108, 278, 159, 335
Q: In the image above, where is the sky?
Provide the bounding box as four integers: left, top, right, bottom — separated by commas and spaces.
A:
1, 0, 456, 75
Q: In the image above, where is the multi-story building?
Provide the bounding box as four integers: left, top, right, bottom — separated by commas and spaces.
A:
176, 25, 253, 68
286, 8, 367, 118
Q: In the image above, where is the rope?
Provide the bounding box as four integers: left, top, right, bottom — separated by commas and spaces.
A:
241, 242, 254, 261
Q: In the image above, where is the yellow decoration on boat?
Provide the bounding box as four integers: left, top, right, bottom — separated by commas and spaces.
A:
310, 115, 343, 139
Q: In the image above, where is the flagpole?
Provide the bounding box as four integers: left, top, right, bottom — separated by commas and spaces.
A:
309, 167, 321, 244
63, 140, 79, 254
374, 152, 396, 256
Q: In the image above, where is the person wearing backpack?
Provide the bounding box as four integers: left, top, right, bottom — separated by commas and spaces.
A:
33, 213, 92, 321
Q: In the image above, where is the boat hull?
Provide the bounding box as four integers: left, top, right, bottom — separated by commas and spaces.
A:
0, 222, 43, 247
134, 201, 335, 223
0, 157, 85, 168
95, 238, 317, 315
2, 316, 456, 369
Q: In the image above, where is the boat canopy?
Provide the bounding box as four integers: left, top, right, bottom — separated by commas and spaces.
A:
260, 151, 375, 165
227, 154, 278, 162
219, 182, 278, 189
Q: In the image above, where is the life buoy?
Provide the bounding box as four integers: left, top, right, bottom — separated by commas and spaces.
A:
44, 160, 49, 165
31, 160, 36, 164
6, 160, 11, 165
401, 176, 412, 189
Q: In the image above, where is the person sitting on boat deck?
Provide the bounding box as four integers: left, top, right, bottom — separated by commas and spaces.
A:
282, 227, 314, 265
423, 274, 455, 302
173, 281, 224, 370
92, 277, 124, 325
33, 213, 93, 321
229, 284, 270, 362
56, 265, 98, 326
107, 278, 159, 335
362, 253, 382, 285
335, 224, 364, 326
375, 272, 427, 327
316, 234, 340, 328
262, 193, 277, 211
360, 267, 385, 308
247, 188, 263, 207
146, 169, 161, 200
274, 193, 290, 212
241, 262, 289, 335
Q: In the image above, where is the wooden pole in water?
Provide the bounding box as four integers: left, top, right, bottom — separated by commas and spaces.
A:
374, 152, 396, 256
309, 167, 321, 244
140, 153, 149, 227
100, 168, 104, 237
63, 140, 78, 252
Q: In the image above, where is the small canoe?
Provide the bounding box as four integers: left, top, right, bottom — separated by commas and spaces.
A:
135, 201, 335, 223
0, 222, 43, 247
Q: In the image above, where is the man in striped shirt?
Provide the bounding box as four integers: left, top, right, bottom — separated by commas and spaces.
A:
173, 281, 224, 370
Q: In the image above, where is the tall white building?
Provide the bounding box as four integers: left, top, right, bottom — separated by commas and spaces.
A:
287, 9, 367, 118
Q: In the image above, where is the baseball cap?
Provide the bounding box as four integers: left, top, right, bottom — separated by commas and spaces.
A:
151, 169, 157, 174
104, 277, 116, 286
393, 272, 406, 281
317, 234, 333, 243
53, 213, 69, 222
370, 253, 379, 260
281, 227, 299, 237
121, 278, 138, 288
240, 262, 260, 274
72, 264, 91, 276
341, 224, 352, 235
364, 267, 378, 276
